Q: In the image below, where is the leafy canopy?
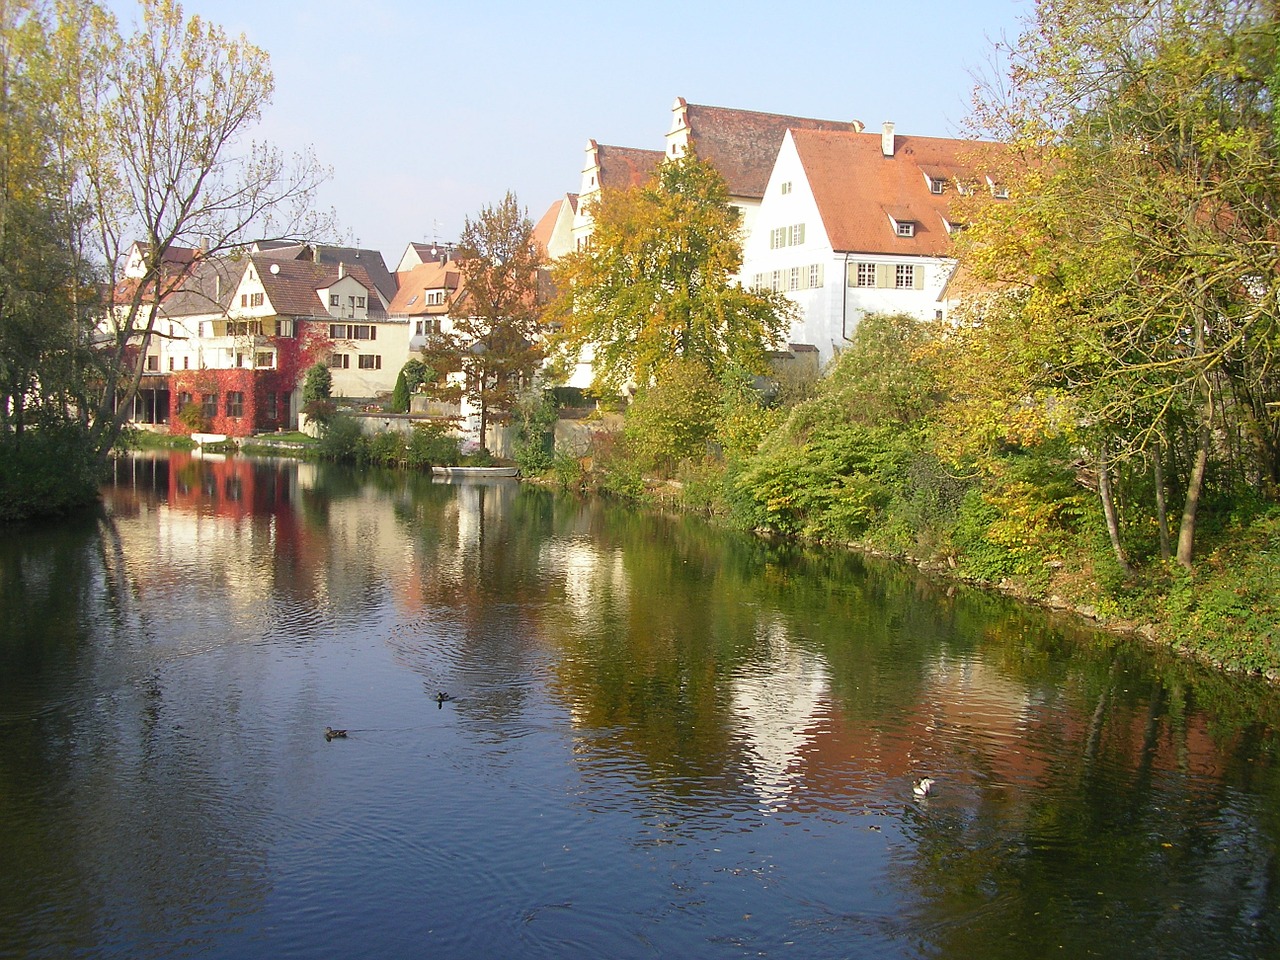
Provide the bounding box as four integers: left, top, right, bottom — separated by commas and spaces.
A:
549, 153, 792, 392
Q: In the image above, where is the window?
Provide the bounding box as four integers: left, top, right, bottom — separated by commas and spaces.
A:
895, 220, 916, 238
228, 320, 263, 336
240, 294, 247, 307
330, 294, 339, 306
809, 263, 823, 288
895, 264, 918, 289
183, 356, 190, 370
770, 223, 806, 248
771, 270, 782, 292
279, 318, 294, 337
929, 177, 945, 195
426, 291, 445, 305
225, 391, 244, 418
788, 266, 801, 291
329, 323, 375, 340
780, 181, 792, 195
356, 296, 366, 308
255, 351, 274, 369
168, 357, 174, 371
358, 354, 382, 370
145, 355, 159, 372
329, 353, 350, 369
250, 292, 264, 307
266, 392, 279, 421
202, 393, 218, 418
855, 262, 876, 287
179, 392, 193, 409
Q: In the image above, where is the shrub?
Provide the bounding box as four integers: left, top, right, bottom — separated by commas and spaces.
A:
405, 422, 460, 468
302, 362, 332, 403
0, 418, 102, 521
316, 414, 364, 462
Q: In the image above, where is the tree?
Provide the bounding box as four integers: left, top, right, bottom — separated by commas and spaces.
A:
58, 0, 332, 462
444, 192, 546, 450
548, 153, 792, 393
960, 0, 1280, 569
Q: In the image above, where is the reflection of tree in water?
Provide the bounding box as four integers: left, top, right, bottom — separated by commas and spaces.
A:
385, 480, 553, 731
887, 656, 1280, 959
0, 510, 272, 958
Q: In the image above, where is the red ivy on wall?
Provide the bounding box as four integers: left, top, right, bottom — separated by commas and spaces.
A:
166, 321, 332, 437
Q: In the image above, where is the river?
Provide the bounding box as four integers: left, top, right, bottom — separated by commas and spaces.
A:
1, 451, 1277, 959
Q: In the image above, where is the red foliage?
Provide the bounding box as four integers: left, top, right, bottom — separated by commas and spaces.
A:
164, 321, 332, 437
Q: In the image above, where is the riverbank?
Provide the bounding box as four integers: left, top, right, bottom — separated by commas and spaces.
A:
572, 468, 1280, 682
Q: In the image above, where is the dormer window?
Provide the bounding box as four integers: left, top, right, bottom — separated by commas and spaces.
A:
929, 177, 945, 195
987, 176, 1009, 199
896, 221, 916, 237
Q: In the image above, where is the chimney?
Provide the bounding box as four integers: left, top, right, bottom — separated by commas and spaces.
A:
338, 262, 345, 280
881, 121, 896, 157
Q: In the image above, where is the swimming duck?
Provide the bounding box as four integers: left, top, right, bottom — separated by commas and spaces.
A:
913, 777, 935, 798
324, 726, 348, 741
435, 692, 453, 704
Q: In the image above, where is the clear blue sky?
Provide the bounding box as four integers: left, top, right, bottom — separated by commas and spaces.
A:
107, 0, 1030, 263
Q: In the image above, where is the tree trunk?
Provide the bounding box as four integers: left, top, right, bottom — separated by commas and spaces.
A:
1153, 436, 1172, 564
1098, 443, 1133, 574
1176, 391, 1212, 570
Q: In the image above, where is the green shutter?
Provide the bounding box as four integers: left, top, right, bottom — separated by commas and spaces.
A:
876, 263, 892, 288
913, 264, 924, 290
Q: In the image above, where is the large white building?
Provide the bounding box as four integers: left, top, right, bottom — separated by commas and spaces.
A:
744, 124, 1005, 366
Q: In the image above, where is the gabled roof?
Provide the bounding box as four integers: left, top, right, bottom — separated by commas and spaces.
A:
678, 101, 861, 200
158, 257, 241, 316
532, 194, 579, 259
791, 128, 1003, 256
249, 255, 388, 320
594, 144, 663, 191
386, 260, 465, 316
256, 243, 396, 302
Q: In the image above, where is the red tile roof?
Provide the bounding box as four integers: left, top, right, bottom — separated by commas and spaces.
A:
532, 194, 578, 256
791, 128, 1004, 256
387, 260, 464, 316
681, 103, 861, 200
595, 144, 663, 191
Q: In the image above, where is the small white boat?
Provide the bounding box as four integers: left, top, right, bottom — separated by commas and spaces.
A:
432, 466, 519, 478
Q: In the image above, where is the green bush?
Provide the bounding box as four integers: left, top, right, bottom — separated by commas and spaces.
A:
406, 422, 460, 468
0, 419, 102, 521
316, 414, 364, 462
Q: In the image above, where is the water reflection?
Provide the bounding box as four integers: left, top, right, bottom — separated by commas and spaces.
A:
0, 452, 1277, 959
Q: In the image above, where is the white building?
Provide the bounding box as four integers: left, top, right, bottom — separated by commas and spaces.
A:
743, 124, 1005, 366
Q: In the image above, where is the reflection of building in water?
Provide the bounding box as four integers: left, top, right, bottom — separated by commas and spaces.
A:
729, 619, 832, 807
538, 538, 629, 620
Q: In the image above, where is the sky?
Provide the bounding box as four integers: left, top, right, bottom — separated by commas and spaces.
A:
106, 0, 1031, 265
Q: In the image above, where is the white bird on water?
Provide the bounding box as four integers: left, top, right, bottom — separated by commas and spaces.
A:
913, 777, 935, 798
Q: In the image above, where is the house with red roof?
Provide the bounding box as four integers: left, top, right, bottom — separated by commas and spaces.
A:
743, 123, 1005, 366
122, 244, 404, 437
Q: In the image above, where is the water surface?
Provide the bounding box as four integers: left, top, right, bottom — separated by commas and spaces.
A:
1, 452, 1277, 959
